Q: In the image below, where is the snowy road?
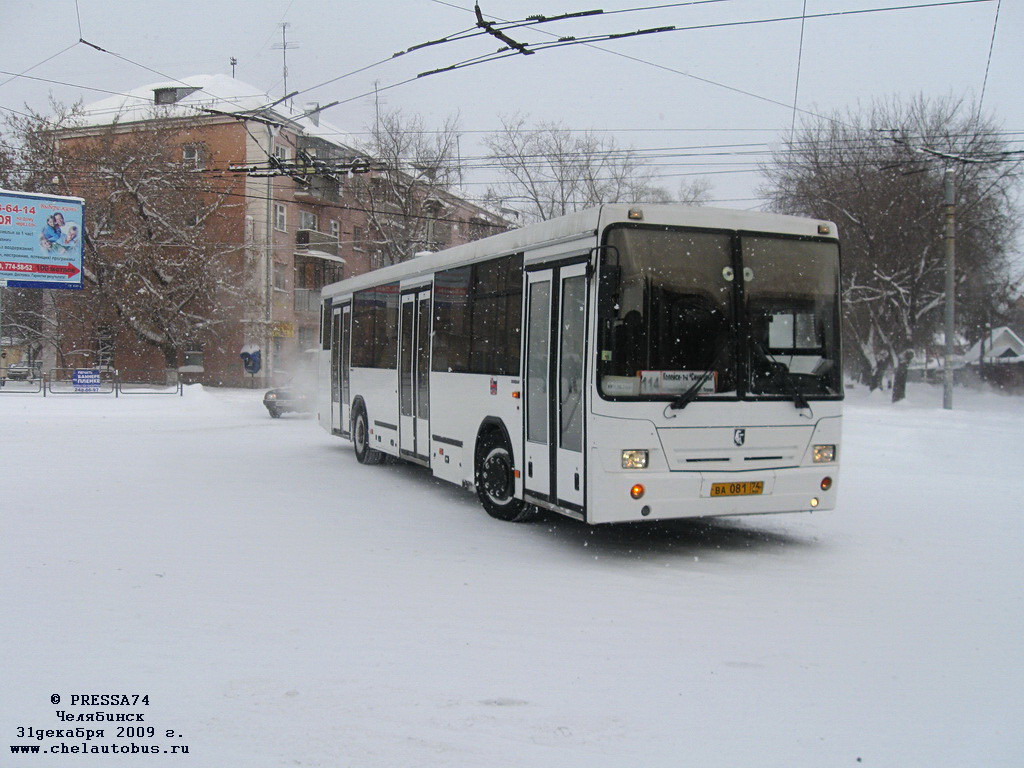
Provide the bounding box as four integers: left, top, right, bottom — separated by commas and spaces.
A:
2, 385, 1022, 766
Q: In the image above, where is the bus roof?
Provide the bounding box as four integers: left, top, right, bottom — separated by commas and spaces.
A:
321, 203, 837, 299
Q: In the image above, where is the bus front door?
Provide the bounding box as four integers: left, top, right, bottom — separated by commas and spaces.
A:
399, 288, 431, 460
331, 303, 351, 435
524, 261, 587, 511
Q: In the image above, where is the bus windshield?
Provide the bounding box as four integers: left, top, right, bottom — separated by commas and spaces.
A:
743, 235, 842, 398
598, 225, 841, 401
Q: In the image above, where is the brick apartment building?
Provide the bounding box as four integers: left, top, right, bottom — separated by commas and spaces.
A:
43, 74, 506, 386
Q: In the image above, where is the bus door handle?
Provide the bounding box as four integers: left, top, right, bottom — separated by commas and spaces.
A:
528, 461, 533, 478
574, 472, 580, 491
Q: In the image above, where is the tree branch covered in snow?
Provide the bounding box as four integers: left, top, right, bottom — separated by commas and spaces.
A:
2, 102, 251, 374
482, 114, 710, 224
759, 95, 1021, 400
348, 109, 466, 267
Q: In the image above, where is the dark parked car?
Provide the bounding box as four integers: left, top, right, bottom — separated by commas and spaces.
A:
263, 385, 311, 418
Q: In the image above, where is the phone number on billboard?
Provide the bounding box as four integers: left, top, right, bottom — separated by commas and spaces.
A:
1, 204, 37, 214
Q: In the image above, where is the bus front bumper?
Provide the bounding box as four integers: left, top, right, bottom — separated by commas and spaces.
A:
587, 465, 839, 524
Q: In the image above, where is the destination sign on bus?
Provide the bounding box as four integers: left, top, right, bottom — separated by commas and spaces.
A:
639, 370, 716, 395
0, 189, 85, 289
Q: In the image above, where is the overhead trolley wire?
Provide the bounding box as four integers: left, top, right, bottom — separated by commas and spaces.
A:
978, 0, 1002, 111
414, 0, 995, 80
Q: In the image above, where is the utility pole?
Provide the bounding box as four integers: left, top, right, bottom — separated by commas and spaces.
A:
942, 167, 956, 410
230, 57, 237, 78
373, 81, 381, 136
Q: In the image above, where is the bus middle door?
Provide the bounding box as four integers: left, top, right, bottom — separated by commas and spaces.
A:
399, 288, 431, 461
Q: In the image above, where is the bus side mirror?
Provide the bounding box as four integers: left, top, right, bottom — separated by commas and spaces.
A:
598, 264, 621, 320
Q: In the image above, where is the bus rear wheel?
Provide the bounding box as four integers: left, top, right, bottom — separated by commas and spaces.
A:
352, 406, 385, 465
475, 432, 536, 522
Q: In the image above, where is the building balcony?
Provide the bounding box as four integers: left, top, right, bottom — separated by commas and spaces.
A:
295, 229, 340, 258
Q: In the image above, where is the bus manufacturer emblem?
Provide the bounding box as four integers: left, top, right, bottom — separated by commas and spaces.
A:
733, 428, 746, 446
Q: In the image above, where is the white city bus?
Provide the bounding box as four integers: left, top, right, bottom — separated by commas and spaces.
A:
317, 204, 841, 524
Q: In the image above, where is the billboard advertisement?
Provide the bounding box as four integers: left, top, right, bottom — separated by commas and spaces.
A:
0, 189, 86, 289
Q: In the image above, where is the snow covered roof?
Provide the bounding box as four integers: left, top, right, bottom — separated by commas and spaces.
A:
962, 326, 1024, 365
76, 74, 364, 153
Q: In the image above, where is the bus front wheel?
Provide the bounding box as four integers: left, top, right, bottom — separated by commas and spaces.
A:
475, 432, 536, 522
353, 406, 385, 465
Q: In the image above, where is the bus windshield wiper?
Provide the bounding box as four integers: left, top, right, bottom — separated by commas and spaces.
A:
668, 367, 715, 410
669, 345, 728, 410
750, 337, 811, 412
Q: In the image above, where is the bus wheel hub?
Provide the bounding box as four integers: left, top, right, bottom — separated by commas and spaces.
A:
483, 455, 511, 499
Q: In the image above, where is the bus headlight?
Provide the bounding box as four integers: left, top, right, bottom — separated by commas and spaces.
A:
621, 449, 649, 469
813, 444, 836, 463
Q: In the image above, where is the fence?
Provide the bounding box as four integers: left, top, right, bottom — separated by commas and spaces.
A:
0, 367, 184, 397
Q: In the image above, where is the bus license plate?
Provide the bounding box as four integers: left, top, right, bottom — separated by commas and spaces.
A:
711, 481, 765, 497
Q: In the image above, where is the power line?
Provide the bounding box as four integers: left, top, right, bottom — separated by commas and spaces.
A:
790, 0, 809, 143
0, 41, 81, 94
978, 0, 1002, 111
428, 1, 851, 129
255, 0, 991, 131
414, 1, 995, 81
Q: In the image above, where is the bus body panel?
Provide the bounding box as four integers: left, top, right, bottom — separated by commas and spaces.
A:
428, 371, 523, 491
350, 366, 400, 455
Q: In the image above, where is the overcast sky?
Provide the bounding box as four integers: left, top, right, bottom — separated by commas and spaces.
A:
1, 0, 1020, 211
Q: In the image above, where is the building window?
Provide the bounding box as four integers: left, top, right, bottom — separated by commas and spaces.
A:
353, 226, 365, 251
329, 219, 339, 240
273, 261, 287, 291
300, 210, 319, 232
274, 143, 291, 162
182, 143, 206, 169
430, 220, 452, 250
182, 348, 205, 372
274, 203, 287, 232
298, 326, 317, 351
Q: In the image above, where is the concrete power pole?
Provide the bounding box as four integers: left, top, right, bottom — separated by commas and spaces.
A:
942, 167, 956, 410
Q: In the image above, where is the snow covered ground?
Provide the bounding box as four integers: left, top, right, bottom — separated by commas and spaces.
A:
2, 383, 1022, 767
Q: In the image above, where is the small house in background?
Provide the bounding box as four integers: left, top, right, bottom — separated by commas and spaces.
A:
962, 326, 1024, 391
962, 326, 1024, 364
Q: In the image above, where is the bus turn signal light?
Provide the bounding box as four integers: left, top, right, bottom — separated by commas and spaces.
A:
820, 476, 833, 491
630, 484, 645, 500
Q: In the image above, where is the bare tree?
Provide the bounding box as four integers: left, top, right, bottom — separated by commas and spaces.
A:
349, 109, 463, 266
760, 95, 1021, 401
483, 115, 710, 223
3, 103, 248, 378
